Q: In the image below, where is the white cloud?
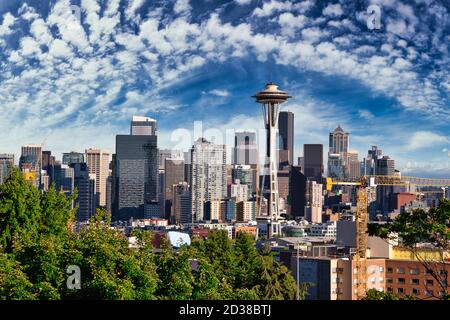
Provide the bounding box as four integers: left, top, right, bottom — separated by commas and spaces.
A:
358, 109, 375, 120
322, 3, 343, 17
174, 0, 191, 15
235, 0, 252, 5
252, 0, 293, 17
209, 89, 230, 97
407, 131, 450, 151
0, 12, 16, 36
49, 39, 73, 59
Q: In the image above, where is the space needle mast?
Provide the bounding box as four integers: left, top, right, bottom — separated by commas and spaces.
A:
253, 83, 292, 238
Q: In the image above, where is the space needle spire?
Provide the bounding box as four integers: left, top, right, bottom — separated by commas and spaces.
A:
253, 82, 292, 238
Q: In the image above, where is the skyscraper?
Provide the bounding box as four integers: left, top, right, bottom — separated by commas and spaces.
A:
305, 180, 324, 223
289, 166, 307, 218
303, 144, 323, 183
164, 157, 185, 221
190, 138, 227, 222
70, 162, 96, 221
328, 125, 349, 179
130, 115, 157, 136
112, 117, 158, 221
172, 182, 191, 224
232, 131, 258, 166
62, 151, 85, 166
20, 144, 42, 188
0, 154, 14, 185
85, 148, 110, 207
278, 111, 294, 168
347, 150, 360, 180
362, 145, 383, 176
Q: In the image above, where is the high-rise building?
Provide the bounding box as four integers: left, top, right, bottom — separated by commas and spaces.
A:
362, 146, 382, 176
70, 162, 96, 221
164, 157, 185, 221
230, 179, 249, 202
375, 156, 396, 215
303, 144, 323, 183
172, 182, 191, 224
305, 181, 324, 223
106, 173, 112, 213
347, 151, 360, 180
232, 164, 255, 197
289, 166, 307, 218
375, 156, 395, 176
20, 144, 42, 188
62, 152, 85, 166
190, 138, 227, 222
236, 201, 256, 222
232, 131, 258, 166
0, 154, 14, 185
278, 111, 294, 168
112, 117, 158, 221
52, 161, 74, 195
85, 148, 110, 207
42, 151, 55, 185
130, 115, 157, 136
327, 125, 349, 179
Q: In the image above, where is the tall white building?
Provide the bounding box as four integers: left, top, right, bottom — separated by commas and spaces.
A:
190, 138, 227, 222
305, 181, 324, 223
85, 148, 110, 207
328, 125, 349, 179
230, 179, 249, 202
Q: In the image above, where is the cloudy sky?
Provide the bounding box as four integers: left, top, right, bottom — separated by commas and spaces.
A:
0, 0, 449, 177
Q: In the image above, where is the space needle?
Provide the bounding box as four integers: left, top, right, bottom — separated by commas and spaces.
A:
253, 83, 292, 238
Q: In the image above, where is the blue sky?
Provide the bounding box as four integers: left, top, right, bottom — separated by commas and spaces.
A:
0, 0, 449, 177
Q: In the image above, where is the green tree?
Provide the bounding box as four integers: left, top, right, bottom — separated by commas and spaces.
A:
0, 253, 36, 300
369, 199, 450, 299
0, 168, 42, 253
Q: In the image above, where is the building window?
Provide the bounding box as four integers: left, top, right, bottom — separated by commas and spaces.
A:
425, 290, 433, 297
412, 288, 420, 295
370, 277, 376, 284
426, 279, 434, 286
387, 278, 393, 284
379, 267, 384, 272
397, 278, 405, 284
396, 267, 405, 274
410, 268, 419, 275
397, 288, 404, 294
387, 267, 393, 274
411, 278, 419, 285
379, 277, 384, 283
387, 287, 393, 293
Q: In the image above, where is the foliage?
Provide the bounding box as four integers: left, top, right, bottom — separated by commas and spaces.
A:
363, 289, 416, 300
0, 170, 301, 300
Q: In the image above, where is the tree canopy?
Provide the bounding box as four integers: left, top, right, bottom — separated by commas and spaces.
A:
0, 169, 301, 300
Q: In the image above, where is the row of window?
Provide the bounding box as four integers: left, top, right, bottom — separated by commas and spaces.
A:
386, 287, 437, 296
387, 268, 447, 275
387, 278, 435, 285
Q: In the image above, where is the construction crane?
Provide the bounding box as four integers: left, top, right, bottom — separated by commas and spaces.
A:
326, 175, 450, 299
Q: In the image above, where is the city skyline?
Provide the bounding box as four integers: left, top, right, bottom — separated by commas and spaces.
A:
0, 0, 449, 178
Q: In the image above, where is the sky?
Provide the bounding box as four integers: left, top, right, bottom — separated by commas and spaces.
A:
0, 0, 449, 177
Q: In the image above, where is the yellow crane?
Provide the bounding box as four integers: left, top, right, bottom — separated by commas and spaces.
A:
326, 175, 450, 299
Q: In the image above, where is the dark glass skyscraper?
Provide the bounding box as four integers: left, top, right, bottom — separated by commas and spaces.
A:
303, 144, 323, 183
278, 111, 294, 168
70, 162, 96, 221
289, 165, 306, 218
112, 134, 158, 221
